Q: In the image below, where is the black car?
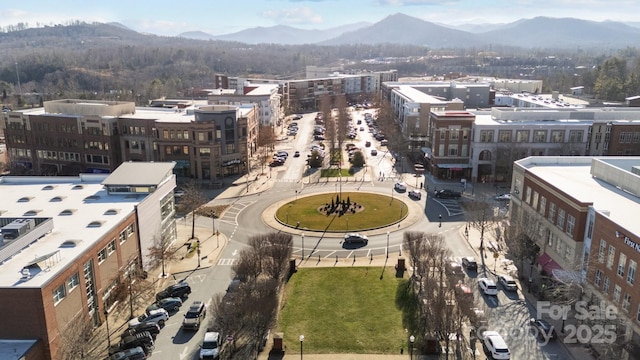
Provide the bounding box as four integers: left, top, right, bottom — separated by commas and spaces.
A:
434, 189, 462, 199
156, 281, 191, 301
122, 322, 161, 339
146, 297, 183, 314
461, 256, 478, 271
529, 318, 558, 341
119, 331, 154, 355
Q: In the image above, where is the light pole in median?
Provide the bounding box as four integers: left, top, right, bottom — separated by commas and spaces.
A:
386, 231, 390, 258
301, 233, 305, 261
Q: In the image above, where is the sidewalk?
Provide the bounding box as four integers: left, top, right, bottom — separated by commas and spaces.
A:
462, 221, 595, 360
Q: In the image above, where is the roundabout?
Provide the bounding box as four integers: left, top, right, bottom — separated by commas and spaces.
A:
273, 191, 408, 232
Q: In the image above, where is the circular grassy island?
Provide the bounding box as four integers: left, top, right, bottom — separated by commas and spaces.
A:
275, 192, 408, 232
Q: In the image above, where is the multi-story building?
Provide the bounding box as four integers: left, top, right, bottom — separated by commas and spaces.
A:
510, 156, 640, 359
426, 110, 475, 180
1, 100, 259, 184
0, 161, 176, 360
2, 99, 130, 175
587, 120, 640, 156
207, 82, 282, 129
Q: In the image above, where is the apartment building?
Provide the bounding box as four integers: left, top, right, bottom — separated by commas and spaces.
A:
1, 100, 259, 183
510, 157, 640, 359
587, 120, 640, 156
1, 99, 129, 175
427, 111, 475, 180
0, 162, 176, 360
206, 82, 282, 129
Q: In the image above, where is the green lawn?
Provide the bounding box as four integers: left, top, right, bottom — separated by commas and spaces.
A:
320, 168, 355, 177
277, 267, 417, 354
275, 192, 408, 231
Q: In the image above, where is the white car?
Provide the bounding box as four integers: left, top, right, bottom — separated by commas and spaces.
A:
482, 331, 510, 359
478, 278, 498, 296
408, 189, 422, 200
495, 193, 511, 201
498, 275, 518, 292
200, 331, 221, 360
128, 308, 169, 328
394, 182, 407, 192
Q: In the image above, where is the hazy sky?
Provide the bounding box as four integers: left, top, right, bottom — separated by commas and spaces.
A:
1, 0, 637, 36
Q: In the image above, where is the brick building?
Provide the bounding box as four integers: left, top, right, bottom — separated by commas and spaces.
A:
0, 162, 176, 360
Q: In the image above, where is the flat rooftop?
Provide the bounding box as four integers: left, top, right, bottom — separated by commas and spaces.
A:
518, 157, 640, 236
0, 175, 143, 288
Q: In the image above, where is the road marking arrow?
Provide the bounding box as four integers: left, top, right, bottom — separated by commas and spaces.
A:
179, 346, 190, 360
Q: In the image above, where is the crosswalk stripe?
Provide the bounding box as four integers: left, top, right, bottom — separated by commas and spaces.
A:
217, 258, 237, 266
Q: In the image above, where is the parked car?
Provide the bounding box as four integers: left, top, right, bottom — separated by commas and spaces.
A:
344, 233, 368, 245
129, 309, 169, 328
200, 331, 221, 360
461, 256, 478, 271
481, 330, 511, 359
183, 301, 207, 330
478, 278, 499, 296
529, 318, 558, 341
498, 275, 518, 292
495, 193, 511, 201
434, 189, 462, 199
156, 281, 191, 301
365, 141, 371, 147
122, 322, 161, 340
394, 182, 407, 192
110, 346, 147, 360
408, 189, 422, 200
276, 150, 289, 158
370, 149, 378, 156
119, 331, 154, 355
294, 151, 300, 157
173, 188, 185, 198
146, 297, 182, 314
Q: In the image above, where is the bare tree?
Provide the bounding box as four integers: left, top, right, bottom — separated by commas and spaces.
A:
147, 231, 180, 278
57, 314, 103, 360
464, 200, 498, 260
257, 124, 276, 174
109, 257, 155, 320
180, 180, 207, 239
335, 95, 350, 170
503, 207, 543, 276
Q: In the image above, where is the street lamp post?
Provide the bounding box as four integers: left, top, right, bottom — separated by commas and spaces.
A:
104, 308, 111, 349
215, 230, 220, 248
299, 335, 305, 360
346, 216, 349, 231
409, 335, 415, 360
128, 270, 134, 320
197, 239, 201, 267
212, 212, 216, 235
386, 231, 390, 258
439, 214, 442, 227
301, 233, 305, 261
295, 190, 298, 202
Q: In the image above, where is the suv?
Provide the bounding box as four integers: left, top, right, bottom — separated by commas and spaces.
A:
446, 261, 464, 278
122, 322, 160, 340
200, 331, 221, 359
156, 281, 191, 301
498, 275, 518, 292
129, 309, 169, 328
394, 182, 407, 192
434, 189, 462, 199
183, 301, 207, 330
478, 278, 499, 296
461, 256, 478, 271
344, 233, 368, 245
481, 331, 510, 359
119, 331, 154, 355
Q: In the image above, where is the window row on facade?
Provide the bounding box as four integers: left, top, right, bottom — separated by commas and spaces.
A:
479, 129, 584, 143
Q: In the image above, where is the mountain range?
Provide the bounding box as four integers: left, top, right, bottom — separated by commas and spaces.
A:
177, 13, 640, 49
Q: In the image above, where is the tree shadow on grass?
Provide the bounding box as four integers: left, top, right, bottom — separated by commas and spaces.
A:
395, 278, 421, 335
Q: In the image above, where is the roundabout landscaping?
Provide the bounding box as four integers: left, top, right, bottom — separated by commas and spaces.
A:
274, 192, 408, 232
